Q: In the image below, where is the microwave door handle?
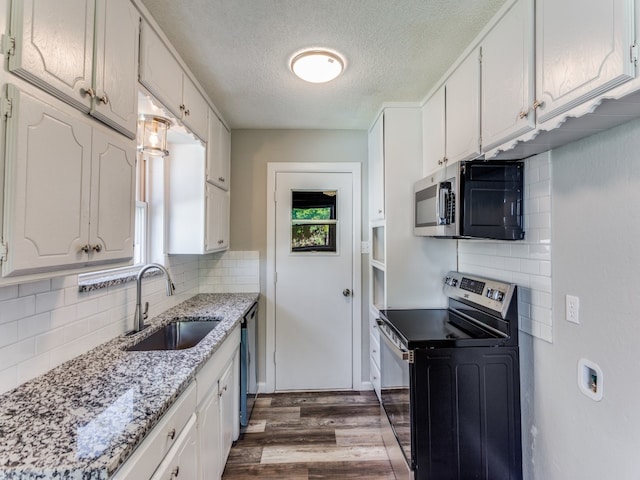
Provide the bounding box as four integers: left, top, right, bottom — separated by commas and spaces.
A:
438, 185, 449, 224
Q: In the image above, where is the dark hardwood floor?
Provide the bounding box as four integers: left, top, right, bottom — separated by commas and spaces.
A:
222, 390, 396, 479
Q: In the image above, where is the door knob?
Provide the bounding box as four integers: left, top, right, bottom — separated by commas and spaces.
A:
343, 288, 352, 297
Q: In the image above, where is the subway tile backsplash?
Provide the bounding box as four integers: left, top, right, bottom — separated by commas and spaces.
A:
458, 152, 553, 343
0, 251, 259, 395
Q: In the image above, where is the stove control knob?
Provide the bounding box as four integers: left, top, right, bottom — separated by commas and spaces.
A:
493, 290, 504, 302
486, 288, 494, 299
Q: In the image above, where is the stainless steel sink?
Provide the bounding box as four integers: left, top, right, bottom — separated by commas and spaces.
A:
126, 319, 221, 351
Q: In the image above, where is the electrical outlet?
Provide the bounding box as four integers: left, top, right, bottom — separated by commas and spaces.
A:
566, 295, 580, 324
361, 241, 371, 254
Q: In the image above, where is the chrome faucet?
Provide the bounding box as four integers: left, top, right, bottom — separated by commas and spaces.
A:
134, 263, 176, 332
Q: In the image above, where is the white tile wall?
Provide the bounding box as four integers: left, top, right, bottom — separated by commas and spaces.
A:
457, 152, 553, 343
199, 250, 260, 293
0, 251, 260, 395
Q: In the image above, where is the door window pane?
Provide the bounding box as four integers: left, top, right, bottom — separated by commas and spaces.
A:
291, 190, 337, 252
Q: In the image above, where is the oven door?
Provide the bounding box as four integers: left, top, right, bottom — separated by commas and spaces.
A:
378, 322, 413, 472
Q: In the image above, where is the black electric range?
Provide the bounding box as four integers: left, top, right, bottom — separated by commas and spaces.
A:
376, 271, 522, 480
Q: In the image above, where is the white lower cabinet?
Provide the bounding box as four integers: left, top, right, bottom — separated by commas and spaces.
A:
197, 382, 222, 480
151, 415, 198, 480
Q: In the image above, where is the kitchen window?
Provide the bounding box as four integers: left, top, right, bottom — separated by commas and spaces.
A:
290, 190, 337, 253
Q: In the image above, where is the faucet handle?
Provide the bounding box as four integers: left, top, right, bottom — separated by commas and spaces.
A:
143, 301, 149, 320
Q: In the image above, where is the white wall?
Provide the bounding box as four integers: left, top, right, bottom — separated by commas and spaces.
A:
522, 117, 640, 480
0, 251, 259, 395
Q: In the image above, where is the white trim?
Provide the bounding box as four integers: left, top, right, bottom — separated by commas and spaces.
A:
266, 162, 362, 393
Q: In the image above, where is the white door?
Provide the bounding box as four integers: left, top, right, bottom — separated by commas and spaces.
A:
274, 171, 353, 391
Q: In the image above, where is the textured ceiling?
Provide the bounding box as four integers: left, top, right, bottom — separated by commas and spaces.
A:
140, 0, 507, 130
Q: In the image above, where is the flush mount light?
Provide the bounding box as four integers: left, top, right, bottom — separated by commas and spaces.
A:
291, 49, 345, 83
137, 114, 171, 157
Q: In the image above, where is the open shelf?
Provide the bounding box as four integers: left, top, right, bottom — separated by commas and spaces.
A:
371, 225, 385, 264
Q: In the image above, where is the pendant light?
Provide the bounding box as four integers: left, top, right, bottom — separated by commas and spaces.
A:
137, 115, 171, 157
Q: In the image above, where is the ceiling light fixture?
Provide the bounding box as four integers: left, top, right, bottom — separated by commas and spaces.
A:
291, 49, 345, 83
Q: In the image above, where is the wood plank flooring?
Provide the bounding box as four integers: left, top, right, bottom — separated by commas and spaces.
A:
222, 391, 396, 479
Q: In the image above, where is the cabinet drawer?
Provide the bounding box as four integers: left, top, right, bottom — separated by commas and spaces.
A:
150, 414, 198, 480
369, 330, 380, 370
370, 358, 381, 400
112, 382, 197, 479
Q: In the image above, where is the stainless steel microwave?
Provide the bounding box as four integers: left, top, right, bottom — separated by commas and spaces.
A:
414, 160, 525, 240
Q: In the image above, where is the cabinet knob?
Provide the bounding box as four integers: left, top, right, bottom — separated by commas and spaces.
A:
80, 87, 95, 99
218, 176, 225, 182
532, 100, 544, 110
518, 110, 529, 119
179, 104, 185, 112
343, 288, 352, 297
167, 428, 176, 440
92, 244, 102, 253
218, 239, 224, 245
98, 93, 109, 105
79, 245, 90, 254
377, 209, 382, 214
171, 466, 180, 478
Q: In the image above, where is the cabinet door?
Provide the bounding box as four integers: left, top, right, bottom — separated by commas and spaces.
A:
536, 0, 635, 123
422, 85, 446, 175
206, 184, 229, 252
151, 415, 198, 480
3, 86, 92, 277
9, 0, 95, 113
92, 0, 139, 138
197, 384, 222, 480
481, 0, 535, 152
182, 77, 209, 141
368, 113, 384, 221
89, 128, 135, 264
206, 112, 231, 191
446, 49, 481, 163
218, 360, 235, 463
139, 21, 184, 119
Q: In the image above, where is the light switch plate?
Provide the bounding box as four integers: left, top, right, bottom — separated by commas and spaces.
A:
361, 241, 370, 254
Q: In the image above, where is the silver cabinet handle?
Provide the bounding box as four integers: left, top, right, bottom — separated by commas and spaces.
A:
80, 87, 95, 98
171, 466, 180, 478
532, 100, 544, 110
518, 110, 529, 119
343, 288, 352, 297
167, 428, 176, 440
98, 93, 109, 105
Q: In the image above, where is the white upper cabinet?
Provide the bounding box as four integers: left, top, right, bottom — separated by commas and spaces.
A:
166, 143, 229, 255
89, 129, 136, 264
139, 21, 208, 141
2, 86, 134, 277
91, 0, 140, 138
206, 111, 231, 191
445, 48, 482, 164
481, 0, 535, 152
422, 85, 445, 175
8, 0, 95, 112
7, 0, 139, 138
535, 0, 636, 124
368, 112, 384, 221
181, 76, 209, 142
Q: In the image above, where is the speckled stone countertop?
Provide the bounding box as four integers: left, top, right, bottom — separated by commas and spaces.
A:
0, 293, 258, 480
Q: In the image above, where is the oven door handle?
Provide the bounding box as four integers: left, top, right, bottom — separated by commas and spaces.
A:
377, 320, 414, 364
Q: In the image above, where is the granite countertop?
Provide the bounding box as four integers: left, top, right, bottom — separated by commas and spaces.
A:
0, 292, 259, 480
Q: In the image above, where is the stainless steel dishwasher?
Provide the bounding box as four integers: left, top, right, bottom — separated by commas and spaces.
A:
240, 301, 258, 427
